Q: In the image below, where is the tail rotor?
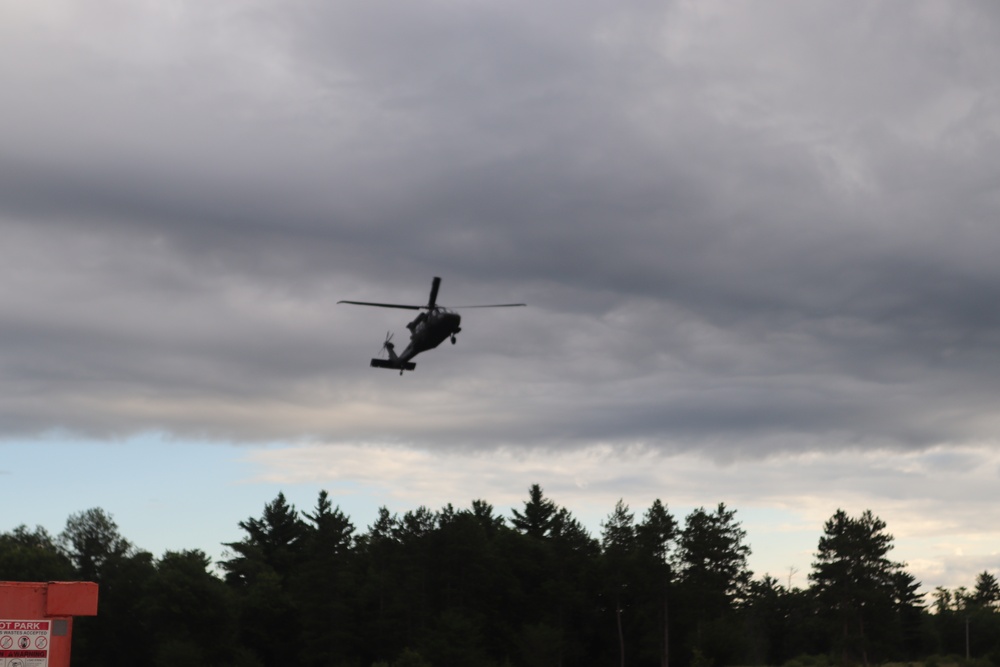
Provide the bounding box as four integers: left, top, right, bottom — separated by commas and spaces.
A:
378, 331, 395, 358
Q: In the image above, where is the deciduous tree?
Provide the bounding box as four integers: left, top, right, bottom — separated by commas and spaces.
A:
0, 525, 74, 581
59, 507, 132, 581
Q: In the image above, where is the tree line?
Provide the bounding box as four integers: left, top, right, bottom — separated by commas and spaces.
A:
1, 484, 998, 667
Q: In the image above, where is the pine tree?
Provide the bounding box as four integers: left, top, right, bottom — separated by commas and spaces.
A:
601, 500, 636, 667
809, 509, 921, 665
220, 492, 308, 664
221, 491, 308, 586
677, 503, 752, 610
973, 571, 1000, 610
510, 484, 559, 538
636, 500, 677, 667
297, 490, 357, 666
676, 503, 752, 665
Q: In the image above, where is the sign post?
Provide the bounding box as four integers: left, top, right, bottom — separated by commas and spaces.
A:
0, 582, 98, 667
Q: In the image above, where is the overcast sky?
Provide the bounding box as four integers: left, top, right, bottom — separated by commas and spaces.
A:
2, 0, 999, 591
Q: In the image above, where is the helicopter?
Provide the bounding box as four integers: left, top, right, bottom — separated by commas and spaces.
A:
338, 276, 525, 374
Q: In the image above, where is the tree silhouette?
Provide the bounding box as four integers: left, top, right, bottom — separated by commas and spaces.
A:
0, 491, 969, 667
602, 499, 636, 667
221, 492, 309, 665
0, 525, 74, 581
636, 500, 677, 667
297, 490, 357, 666
59, 508, 132, 581
511, 484, 559, 538
809, 509, 921, 665
676, 503, 752, 665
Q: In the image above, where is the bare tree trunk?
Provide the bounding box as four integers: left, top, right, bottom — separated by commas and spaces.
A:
662, 589, 670, 667
858, 614, 868, 667
616, 600, 625, 667
966, 616, 970, 660
841, 617, 849, 666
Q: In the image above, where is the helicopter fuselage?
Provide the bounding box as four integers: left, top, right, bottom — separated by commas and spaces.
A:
399, 307, 462, 363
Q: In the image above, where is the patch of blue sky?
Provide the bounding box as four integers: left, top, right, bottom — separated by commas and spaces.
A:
0, 434, 373, 566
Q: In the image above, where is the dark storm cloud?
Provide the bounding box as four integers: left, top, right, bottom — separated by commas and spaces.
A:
2, 1, 1000, 451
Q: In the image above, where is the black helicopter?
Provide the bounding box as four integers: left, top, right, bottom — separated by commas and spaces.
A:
339, 277, 525, 374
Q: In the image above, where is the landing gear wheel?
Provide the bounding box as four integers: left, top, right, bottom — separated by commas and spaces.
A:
451, 335, 457, 344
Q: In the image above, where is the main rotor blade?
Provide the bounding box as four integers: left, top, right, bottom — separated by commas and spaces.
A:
338, 300, 423, 310
449, 303, 527, 308
427, 276, 441, 310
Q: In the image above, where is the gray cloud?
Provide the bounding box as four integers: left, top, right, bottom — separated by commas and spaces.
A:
2, 0, 1000, 455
